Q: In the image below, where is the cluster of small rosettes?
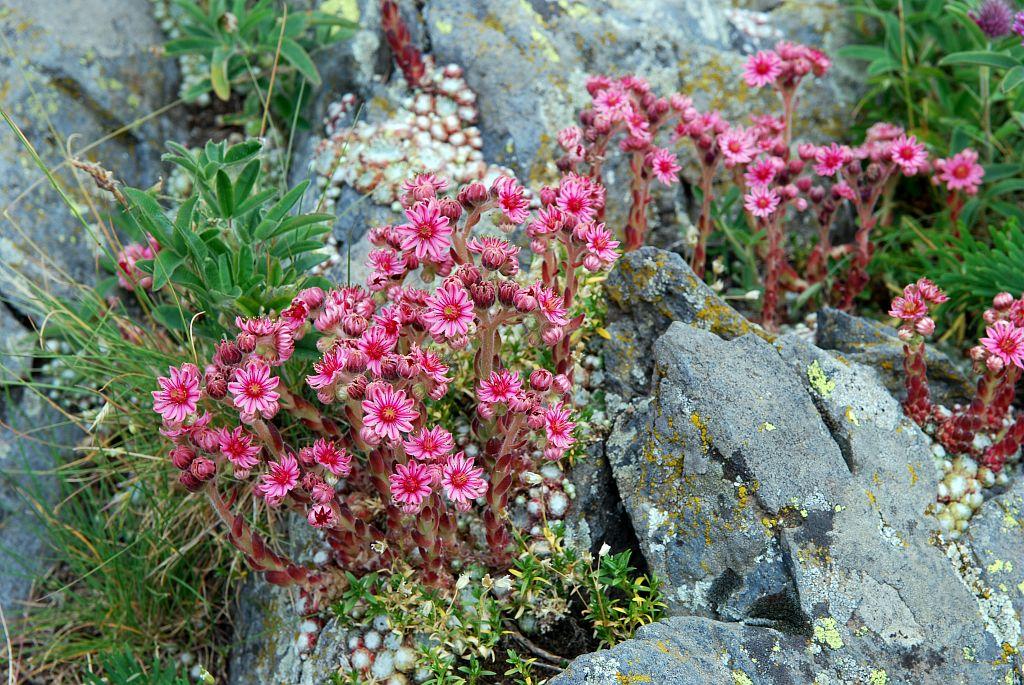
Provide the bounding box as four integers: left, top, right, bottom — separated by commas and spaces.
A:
342, 616, 419, 683
312, 60, 516, 212
891, 283, 1024, 537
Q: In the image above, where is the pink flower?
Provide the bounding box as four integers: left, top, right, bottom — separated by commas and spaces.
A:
556, 177, 598, 221
493, 176, 530, 224
389, 460, 433, 512
935, 148, 984, 195
362, 385, 418, 441
228, 360, 281, 418
117, 237, 159, 289
404, 426, 455, 461
401, 173, 448, 202
580, 223, 620, 265
718, 127, 757, 167
543, 401, 576, 451
307, 504, 337, 528
888, 291, 928, 320
257, 452, 300, 503
478, 369, 523, 405
647, 148, 681, 185
152, 364, 201, 423
358, 327, 397, 376
981, 321, 1024, 368
743, 187, 780, 218
423, 282, 475, 338
311, 438, 352, 477
744, 157, 780, 188
411, 346, 450, 384
813, 143, 851, 177
439, 453, 487, 510
889, 134, 928, 175
397, 200, 452, 261
593, 86, 633, 121
557, 126, 582, 150
219, 425, 261, 471
534, 286, 569, 326
307, 347, 348, 402
368, 248, 406, 278
743, 50, 783, 88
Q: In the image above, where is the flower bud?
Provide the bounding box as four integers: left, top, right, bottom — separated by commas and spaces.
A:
914, 316, 935, 337
456, 264, 481, 287
983, 309, 998, 324
477, 402, 495, 420
470, 282, 496, 308
530, 368, 553, 391
179, 470, 203, 492
342, 314, 368, 337
497, 280, 520, 306
359, 426, 381, 447
296, 287, 325, 310
987, 355, 1005, 373
809, 186, 825, 203
542, 326, 564, 346
795, 176, 813, 193
458, 182, 488, 206
171, 445, 196, 470
437, 197, 463, 221
514, 292, 537, 313
797, 143, 817, 161
298, 446, 316, 466
969, 345, 987, 362
543, 446, 564, 461
583, 254, 603, 272
311, 482, 335, 503
897, 325, 915, 342
189, 456, 216, 481
379, 356, 399, 380
449, 335, 470, 350
539, 186, 557, 206
553, 373, 572, 394
345, 350, 368, 372
428, 383, 448, 400
527, 411, 545, 430
215, 339, 243, 367
994, 292, 1014, 311
346, 376, 368, 400
236, 332, 256, 353
205, 370, 227, 399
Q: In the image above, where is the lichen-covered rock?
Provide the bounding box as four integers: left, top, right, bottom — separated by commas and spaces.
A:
602, 247, 761, 399
815, 307, 973, 407
0, 0, 180, 304
966, 479, 1024, 638
589, 319, 1012, 683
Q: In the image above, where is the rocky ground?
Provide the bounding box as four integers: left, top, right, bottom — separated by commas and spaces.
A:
2, 1, 1022, 684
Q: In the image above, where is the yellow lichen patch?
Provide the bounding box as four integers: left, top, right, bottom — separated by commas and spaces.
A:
845, 406, 859, 426
868, 669, 888, 685
963, 646, 976, 661
807, 360, 836, 397
732, 671, 754, 685
812, 618, 844, 650
656, 640, 670, 654
907, 464, 919, 485
616, 675, 652, 684
690, 413, 711, 455
434, 19, 453, 34
758, 422, 776, 432
988, 559, 1007, 574
866, 489, 877, 507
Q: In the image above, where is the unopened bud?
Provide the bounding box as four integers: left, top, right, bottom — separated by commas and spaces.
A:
914, 316, 935, 337
171, 445, 196, 470
190, 456, 216, 481
530, 368, 553, 391
994, 292, 1014, 311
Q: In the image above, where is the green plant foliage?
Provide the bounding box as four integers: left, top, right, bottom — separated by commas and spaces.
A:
83, 650, 191, 685
165, 0, 356, 130
121, 138, 334, 337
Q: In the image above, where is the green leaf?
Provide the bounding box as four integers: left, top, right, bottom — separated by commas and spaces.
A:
164, 37, 223, 55
210, 46, 232, 101
224, 139, 263, 165
234, 159, 261, 209
152, 250, 186, 290
983, 163, 1022, 182
835, 45, 888, 62
153, 305, 189, 331
1002, 65, 1024, 93
215, 169, 234, 217
279, 38, 321, 86
939, 51, 1019, 70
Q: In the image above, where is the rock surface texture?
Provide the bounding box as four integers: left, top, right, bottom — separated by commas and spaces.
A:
554, 250, 1024, 684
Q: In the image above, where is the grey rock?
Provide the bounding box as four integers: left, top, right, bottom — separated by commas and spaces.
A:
590, 320, 1010, 682
602, 246, 763, 399
0, 0, 180, 305
0, 395, 82, 615
815, 307, 973, 407
967, 478, 1024, 633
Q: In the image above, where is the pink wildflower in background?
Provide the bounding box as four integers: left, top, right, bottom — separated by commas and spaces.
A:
439, 453, 487, 510
889, 134, 928, 174
813, 143, 850, 177
362, 385, 418, 441
404, 426, 455, 462
743, 50, 783, 88
580, 223, 620, 266
423, 282, 475, 338
257, 452, 300, 504
744, 157, 780, 188
981, 321, 1024, 368
389, 460, 433, 512
647, 147, 681, 185
228, 360, 281, 418
397, 200, 452, 261
718, 126, 757, 167
934, 148, 985, 195
358, 326, 397, 376
744, 187, 780, 218
152, 364, 200, 423
914, 278, 949, 305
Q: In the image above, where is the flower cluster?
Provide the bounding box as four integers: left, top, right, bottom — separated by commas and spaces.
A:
151, 169, 614, 599
891, 282, 1024, 537
561, 43, 983, 330
971, 0, 1015, 39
